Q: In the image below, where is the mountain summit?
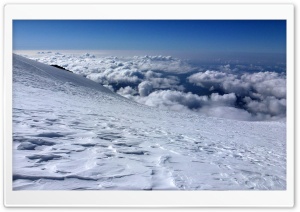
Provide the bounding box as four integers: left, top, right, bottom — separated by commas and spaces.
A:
12, 54, 286, 190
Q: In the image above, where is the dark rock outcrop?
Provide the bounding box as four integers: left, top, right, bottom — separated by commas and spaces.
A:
50, 64, 72, 72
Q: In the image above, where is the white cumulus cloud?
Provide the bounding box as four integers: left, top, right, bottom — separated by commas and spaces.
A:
138, 81, 153, 97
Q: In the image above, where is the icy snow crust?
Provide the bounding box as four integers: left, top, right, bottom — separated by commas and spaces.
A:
13, 54, 286, 190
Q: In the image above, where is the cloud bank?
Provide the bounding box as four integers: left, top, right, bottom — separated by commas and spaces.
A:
27, 52, 286, 121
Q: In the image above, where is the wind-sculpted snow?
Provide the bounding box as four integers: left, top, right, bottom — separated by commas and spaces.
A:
25, 51, 286, 121
13, 54, 286, 190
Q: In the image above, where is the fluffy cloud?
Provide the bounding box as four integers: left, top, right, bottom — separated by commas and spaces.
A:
210, 93, 236, 106
86, 69, 142, 85
241, 72, 286, 99
103, 84, 114, 92
188, 70, 286, 99
188, 69, 286, 120
136, 90, 208, 110
117, 86, 137, 98
244, 96, 286, 117
144, 70, 162, 78
188, 70, 236, 87
138, 81, 153, 97
136, 55, 196, 73
147, 76, 183, 91
188, 70, 249, 95
133, 91, 255, 121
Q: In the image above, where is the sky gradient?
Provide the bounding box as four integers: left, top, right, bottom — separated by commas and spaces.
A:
13, 20, 286, 55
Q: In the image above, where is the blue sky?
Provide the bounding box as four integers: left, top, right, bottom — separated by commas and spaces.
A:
13, 20, 286, 55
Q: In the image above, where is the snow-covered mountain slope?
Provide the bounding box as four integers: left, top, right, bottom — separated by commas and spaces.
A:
12, 54, 286, 190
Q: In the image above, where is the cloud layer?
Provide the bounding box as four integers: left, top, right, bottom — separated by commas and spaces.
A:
188, 70, 286, 120
27, 52, 286, 121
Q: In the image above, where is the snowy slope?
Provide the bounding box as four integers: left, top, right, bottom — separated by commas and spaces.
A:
12, 54, 286, 190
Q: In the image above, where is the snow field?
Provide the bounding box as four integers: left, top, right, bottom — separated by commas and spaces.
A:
12, 55, 286, 190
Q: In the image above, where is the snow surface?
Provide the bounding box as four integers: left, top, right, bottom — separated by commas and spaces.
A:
13, 54, 286, 190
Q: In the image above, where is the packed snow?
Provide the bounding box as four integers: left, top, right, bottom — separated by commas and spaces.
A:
13, 54, 286, 190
